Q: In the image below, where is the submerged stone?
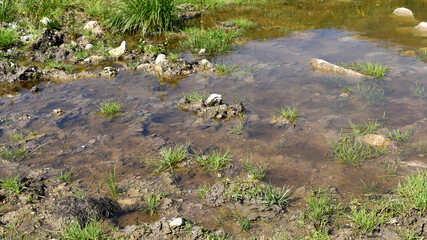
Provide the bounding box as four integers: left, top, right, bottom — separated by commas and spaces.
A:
310, 58, 365, 78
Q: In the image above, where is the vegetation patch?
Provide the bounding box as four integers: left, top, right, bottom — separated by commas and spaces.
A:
144, 191, 165, 216
228, 18, 257, 29
0, 28, 17, 49
182, 91, 205, 102
146, 144, 189, 174
95, 100, 123, 119
60, 218, 105, 240
337, 61, 388, 79
107, 0, 176, 35
272, 106, 299, 125
193, 148, 233, 172
0, 174, 22, 196
412, 82, 427, 98
180, 28, 240, 55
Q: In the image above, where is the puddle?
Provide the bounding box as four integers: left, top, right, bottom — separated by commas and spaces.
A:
1, 0, 427, 234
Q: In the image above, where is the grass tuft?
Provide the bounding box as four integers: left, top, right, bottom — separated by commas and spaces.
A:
107, 0, 176, 35
216, 64, 235, 77
60, 218, 105, 240
228, 18, 257, 29
302, 188, 341, 231
95, 100, 123, 119
103, 166, 118, 199
337, 61, 388, 79
260, 182, 292, 209
329, 138, 385, 166
396, 171, 427, 212
347, 205, 388, 233
0, 28, 17, 49
144, 192, 164, 216
386, 129, 412, 145
146, 144, 189, 174
58, 169, 73, 183
242, 157, 269, 180
0, 174, 22, 196
412, 82, 427, 98
194, 148, 233, 172
182, 91, 205, 102
180, 28, 240, 55
272, 106, 299, 125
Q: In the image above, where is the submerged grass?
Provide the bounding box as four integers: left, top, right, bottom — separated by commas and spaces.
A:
180, 28, 240, 55
329, 138, 385, 166
260, 183, 292, 209
107, 0, 176, 35
412, 82, 427, 98
347, 119, 381, 136
194, 148, 233, 172
144, 192, 164, 216
386, 129, 412, 145
272, 106, 299, 125
182, 91, 205, 102
216, 64, 235, 77
242, 157, 269, 180
103, 166, 118, 199
396, 171, 427, 212
228, 18, 257, 29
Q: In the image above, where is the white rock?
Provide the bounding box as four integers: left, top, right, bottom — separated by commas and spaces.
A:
310, 58, 365, 77
392, 7, 414, 17
83, 58, 92, 64
169, 218, 184, 228
108, 41, 127, 58
205, 93, 222, 106
200, 59, 214, 69
83, 21, 103, 35
415, 22, 427, 32
85, 44, 93, 50
70, 41, 77, 47
199, 48, 206, 55
20, 36, 30, 41
40, 17, 51, 25
155, 54, 167, 64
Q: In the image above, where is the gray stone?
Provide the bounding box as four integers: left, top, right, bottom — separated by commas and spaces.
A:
310, 58, 365, 77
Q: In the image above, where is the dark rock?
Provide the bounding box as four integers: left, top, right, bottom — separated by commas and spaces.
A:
0, 62, 40, 84
51, 196, 121, 226
32, 29, 65, 51
179, 11, 201, 20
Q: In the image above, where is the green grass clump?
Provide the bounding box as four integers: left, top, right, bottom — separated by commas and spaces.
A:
396, 171, 427, 212
1, 145, 28, 161
302, 188, 341, 231
103, 166, 118, 199
198, 182, 211, 200
242, 158, 269, 180
107, 0, 176, 35
0, 28, 17, 49
0, 0, 16, 23
58, 169, 73, 182
228, 121, 243, 136
0, 174, 22, 196
347, 119, 381, 136
194, 148, 233, 172
415, 49, 427, 62
95, 100, 123, 119
386, 129, 412, 145
144, 192, 164, 216
272, 106, 299, 125
412, 82, 427, 98
347, 205, 388, 233
60, 218, 105, 240
182, 91, 205, 102
260, 183, 292, 209
147, 144, 189, 174
228, 18, 257, 29
180, 28, 239, 55
329, 138, 385, 166
337, 61, 388, 79
216, 64, 234, 77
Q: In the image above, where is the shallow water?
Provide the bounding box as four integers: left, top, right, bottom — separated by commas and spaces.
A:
1, 0, 427, 229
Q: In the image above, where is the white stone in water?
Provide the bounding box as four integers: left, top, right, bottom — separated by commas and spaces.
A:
200, 59, 214, 69
415, 22, 427, 32
169, 218, 184, 228
155, 54, 166, 64
199, 48, 206, 55
205, 93, 222, 106
40, 17, 51, 25
392, 7, 414, 17
108, 41, 127, 58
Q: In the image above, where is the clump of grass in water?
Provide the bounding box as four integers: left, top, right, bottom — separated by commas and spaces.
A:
337, 61, 388, 79
272, 106, 299, 125
1, 145, 27, 161
242, 157, 269, 180
0, 174, 22, 196
198, 182, 211, 200
228, 121, 243, 136
0, 28, 17, 49
107, 0, 176, 35
347, 119, 382, 136
194, 148, 233, 172
180, 27, 240, 55
228, 18, 257, 29
415, 49, 427, 62
329, 138, 385, 166
146, 144, 189, 174
386, 129, 412, 145
58, 169, 73, 183
95, 100, 123, 119
144, 192, 164, 216
347, 205, 388, 234
216, 64, 234, 77
103, 166, 118, 199
412, 82, 427, 98
182, 91, 205, 102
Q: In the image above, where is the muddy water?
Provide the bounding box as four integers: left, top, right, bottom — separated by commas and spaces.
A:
1, 0, 427, 230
